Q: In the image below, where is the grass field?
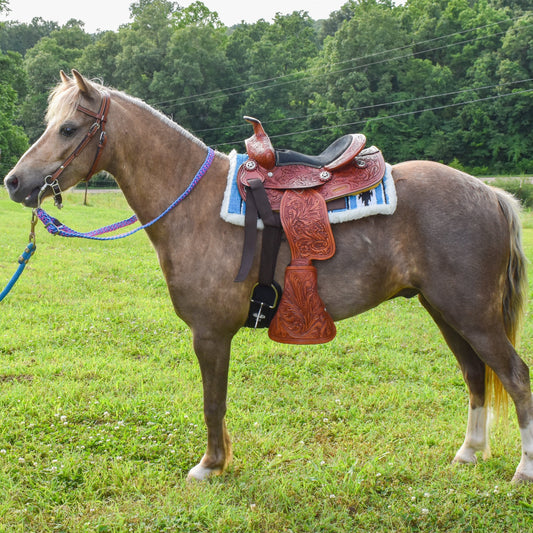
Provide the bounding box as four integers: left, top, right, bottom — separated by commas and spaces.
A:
0, 188, 532, 532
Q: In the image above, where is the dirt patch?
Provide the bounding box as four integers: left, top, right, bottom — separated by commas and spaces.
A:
0, 374, 33, 383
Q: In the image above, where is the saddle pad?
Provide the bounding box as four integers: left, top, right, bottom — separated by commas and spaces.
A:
220, 150, 397, 228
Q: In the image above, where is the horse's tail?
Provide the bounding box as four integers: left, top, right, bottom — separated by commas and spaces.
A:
486, 188, 528, 420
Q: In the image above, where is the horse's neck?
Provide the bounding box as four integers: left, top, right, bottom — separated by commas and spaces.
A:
106, 93, 224, 228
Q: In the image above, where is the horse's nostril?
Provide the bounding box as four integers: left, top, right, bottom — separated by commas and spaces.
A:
5, 175, 19, 191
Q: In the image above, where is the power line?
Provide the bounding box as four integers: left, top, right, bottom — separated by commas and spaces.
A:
211, 88, 533, 148
193, 78, 533, 135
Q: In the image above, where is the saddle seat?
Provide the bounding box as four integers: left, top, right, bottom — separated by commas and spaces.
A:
236, 116, 386, 345
275, 134, 355, 168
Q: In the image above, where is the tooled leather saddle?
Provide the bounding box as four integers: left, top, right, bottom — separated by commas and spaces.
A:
235, 116, 385, 344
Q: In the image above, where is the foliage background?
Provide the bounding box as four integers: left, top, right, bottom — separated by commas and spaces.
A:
0, 0, 531, 179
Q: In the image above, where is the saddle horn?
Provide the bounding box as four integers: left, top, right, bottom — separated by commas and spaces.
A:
244, 116, 276, 170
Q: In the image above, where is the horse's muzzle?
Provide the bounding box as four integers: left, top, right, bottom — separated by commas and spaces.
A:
4, 174, 19, 194
4, 174, 41, 207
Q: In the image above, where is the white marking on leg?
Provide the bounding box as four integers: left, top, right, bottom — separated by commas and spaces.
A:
513, 419, 533, 483
187, 459, 223, 482
187, 464, 215, 481
453, 405, 490, 464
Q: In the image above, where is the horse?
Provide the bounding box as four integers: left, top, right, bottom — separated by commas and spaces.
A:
4, 70, 533, 483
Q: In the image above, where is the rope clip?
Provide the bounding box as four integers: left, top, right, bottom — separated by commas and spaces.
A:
29, 210, 38, 246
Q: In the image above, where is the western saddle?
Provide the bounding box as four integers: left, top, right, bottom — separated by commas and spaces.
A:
236, 116, 385, 344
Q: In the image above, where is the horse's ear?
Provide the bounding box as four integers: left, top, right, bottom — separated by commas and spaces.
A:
60, 70, 70, 84
71, 69, 90, 95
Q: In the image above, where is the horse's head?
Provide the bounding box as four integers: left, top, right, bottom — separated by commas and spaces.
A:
5, 70, 110, 207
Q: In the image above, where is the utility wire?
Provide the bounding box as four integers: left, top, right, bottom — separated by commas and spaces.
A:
211, 88, 533, 148
193, 78, 533, 135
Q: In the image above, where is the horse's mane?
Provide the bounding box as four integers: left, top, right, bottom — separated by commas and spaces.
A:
46, 76, 207, 150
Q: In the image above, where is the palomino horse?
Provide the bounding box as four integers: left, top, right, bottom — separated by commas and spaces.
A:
5, 71, 533, 483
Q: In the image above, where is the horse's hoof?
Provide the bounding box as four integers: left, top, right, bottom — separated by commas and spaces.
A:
186, 463, 222, 482
452, 451, 478, 465
512, 471, 533, 484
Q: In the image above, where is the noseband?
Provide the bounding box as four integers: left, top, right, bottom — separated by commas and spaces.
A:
40, 93, 111, 208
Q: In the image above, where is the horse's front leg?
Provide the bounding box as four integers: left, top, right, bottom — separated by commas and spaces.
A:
187, 333, 233, 481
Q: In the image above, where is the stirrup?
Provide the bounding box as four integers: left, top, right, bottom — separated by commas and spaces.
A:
245, 281, 282, 329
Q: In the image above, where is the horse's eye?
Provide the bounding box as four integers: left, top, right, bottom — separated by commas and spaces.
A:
60, 124, 77, 137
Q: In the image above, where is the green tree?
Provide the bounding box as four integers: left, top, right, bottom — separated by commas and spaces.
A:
78, 30, 123, 85
21, 20, 92, 141
0, 51, 28, 178
150, 23, 231, 142
0, 18, 59, 56
239, 12, 321, 146
298, 0, 410, 154
172, 0, 223, 28
114, 0, 178, 99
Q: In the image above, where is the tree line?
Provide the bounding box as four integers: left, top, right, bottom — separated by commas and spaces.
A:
0, 0, 531, 179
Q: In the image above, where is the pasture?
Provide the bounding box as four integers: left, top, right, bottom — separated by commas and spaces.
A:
0, 188, 532, 532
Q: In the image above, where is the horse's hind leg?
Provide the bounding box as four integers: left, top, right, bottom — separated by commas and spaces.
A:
419, 296, 490, 463
464, 333, 533, 482
420, 295, 533, 481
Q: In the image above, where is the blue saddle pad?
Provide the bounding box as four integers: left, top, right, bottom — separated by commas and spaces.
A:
220, 151, 397, 227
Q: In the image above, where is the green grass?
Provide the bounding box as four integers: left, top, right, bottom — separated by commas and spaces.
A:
0, 189, 532, 532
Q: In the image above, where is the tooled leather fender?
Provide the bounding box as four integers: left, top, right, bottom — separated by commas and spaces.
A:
268, 189, 337, 344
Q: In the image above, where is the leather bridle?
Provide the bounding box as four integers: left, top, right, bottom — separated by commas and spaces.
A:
40, 93, 111, 208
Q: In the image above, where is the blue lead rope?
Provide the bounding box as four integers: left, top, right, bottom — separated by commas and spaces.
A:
36, 147, 215, 241
0, 242, 36, 302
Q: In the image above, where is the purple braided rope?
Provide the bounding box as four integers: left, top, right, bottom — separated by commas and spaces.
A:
36, 147, 215, 241
35, 211, 139, 237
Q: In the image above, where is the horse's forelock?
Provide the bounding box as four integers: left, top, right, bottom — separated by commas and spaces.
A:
45, 78, 106, 126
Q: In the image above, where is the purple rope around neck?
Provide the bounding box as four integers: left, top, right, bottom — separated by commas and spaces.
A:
35, 147, 215, 241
